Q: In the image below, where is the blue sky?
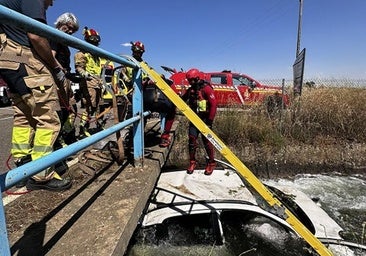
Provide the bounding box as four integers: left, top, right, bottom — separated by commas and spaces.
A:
46, 0, 366, 80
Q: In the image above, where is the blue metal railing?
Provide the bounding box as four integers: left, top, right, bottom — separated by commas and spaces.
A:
0, 5, 148, 255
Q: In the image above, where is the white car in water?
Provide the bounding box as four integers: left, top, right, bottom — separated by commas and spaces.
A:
125, 165, 366, 256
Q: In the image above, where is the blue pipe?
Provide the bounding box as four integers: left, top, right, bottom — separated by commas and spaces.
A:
0, 192, 9, 256
0, 111, 150, 192
0, 5, 136, 68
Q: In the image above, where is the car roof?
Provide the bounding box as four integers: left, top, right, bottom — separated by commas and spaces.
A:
142, 168, 343, 240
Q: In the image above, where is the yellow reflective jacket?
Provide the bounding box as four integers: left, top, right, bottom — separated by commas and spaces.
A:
74, 51, 109, 76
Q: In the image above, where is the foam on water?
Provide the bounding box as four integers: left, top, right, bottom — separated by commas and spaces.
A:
264, 174, 366, 212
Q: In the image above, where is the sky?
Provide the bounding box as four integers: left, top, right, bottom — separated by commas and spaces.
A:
44, 0, 366, 80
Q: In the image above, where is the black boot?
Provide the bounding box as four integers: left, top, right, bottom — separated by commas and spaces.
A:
14, 155, 32, 188
26, 177, 72, 192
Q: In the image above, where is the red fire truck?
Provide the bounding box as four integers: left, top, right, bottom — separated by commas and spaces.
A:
162, 66, 290, 111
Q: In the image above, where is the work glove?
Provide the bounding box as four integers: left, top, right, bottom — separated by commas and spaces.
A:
53, 67, 66, 87
206, 119, 213, 129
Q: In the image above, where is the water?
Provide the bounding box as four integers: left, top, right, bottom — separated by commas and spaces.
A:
264, 173, 366, 245
126, 173, 366, 256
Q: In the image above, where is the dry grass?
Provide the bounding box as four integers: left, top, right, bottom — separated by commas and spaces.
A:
286, 87, 366, 143
214, 87, 366, 147
172, 87, 366, 162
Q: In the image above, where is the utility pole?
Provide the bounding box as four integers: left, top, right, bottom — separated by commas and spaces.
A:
296, 0, 303, 57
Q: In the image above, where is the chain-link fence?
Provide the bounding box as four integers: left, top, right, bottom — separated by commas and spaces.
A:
259, 78, 366, 88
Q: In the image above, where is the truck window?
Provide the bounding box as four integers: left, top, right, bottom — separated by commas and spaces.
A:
210, 75, 227, 85
233, 75, 253, 87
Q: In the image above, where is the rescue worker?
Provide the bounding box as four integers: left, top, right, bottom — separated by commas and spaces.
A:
0, 0, 72, 191
51, 12, 79, 146
74, 27, 108, 138
122, 41, 177, 147
184, 68, 217, 175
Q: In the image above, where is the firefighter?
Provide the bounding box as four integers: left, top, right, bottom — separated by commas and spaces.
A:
122, 41, 177, 147
0, 0, 72, 191
184, 68, 217, 175
74, 27, 108, 138
51, 12, 79, 146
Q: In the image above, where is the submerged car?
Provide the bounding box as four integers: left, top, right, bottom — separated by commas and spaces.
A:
125, 166, 365, 256
162, 66, 289, 111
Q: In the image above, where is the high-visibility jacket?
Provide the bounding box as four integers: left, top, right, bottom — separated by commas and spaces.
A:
75, 51, 109, 77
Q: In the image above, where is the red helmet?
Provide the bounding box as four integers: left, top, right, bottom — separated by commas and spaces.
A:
83, 27, 100, 45
131, 41, 145, 53
186, 68, 202, 80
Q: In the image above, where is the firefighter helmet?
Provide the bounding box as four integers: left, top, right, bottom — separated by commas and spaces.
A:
131, 41, 145, 53
186, 68, 202, 81
83, 27, 100, 45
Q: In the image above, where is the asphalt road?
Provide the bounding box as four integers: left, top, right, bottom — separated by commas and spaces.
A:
0, 106, 14, 174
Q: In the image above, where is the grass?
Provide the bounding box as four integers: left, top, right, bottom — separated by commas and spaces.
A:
214, 87, 366, 146
170, 87, 366, 164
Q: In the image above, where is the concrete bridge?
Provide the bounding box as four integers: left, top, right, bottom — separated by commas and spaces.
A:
4, 118, 177, 256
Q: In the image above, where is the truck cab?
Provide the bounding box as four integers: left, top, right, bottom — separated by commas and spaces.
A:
164, 67, 289, 110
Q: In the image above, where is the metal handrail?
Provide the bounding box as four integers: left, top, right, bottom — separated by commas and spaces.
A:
0, 6, 136, 68
0, 5, 148, 255
0, 112, 150, 191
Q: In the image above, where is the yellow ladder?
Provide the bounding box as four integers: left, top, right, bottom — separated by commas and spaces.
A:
140, 62, 333, 256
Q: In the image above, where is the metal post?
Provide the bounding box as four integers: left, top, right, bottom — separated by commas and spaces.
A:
0, 192, 11, 256
132, 69, 145, 167
296, 0, 304, 57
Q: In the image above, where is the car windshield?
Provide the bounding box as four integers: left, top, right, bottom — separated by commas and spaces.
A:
233, 75, 256, 88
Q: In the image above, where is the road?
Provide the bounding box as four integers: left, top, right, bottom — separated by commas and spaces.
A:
0, 106, 14, 174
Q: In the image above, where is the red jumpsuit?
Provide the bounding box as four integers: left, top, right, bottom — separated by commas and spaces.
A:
184, 80, 217, 168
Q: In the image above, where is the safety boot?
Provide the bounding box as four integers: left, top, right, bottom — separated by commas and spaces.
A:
204, 161, 216, 176
159, 133, 171, 148
26, 176, 72, 192
14, 155, 32, 188
186, 160, 197, 174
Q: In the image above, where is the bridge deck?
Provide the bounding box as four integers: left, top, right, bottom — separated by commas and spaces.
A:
4, 118, 177, 256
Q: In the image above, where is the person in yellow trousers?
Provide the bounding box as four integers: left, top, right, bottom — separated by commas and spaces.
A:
0, 0, 72, 191
74, 27, 111, 138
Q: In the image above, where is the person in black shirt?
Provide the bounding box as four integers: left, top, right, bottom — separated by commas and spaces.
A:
50, 12, 79, 146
